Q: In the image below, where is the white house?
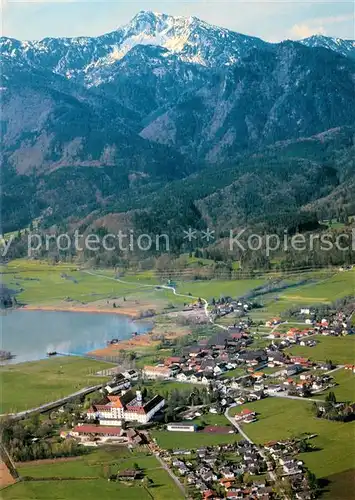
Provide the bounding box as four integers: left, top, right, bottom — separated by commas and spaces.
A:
167, 423, 196, 432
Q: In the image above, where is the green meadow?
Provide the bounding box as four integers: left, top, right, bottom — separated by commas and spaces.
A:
3, 448, 183, 500
2, 267, 140, 306
287, 335, 355, 365
177, 279, 264, 300
315, 369, 355, 402
0, 357, 113, 414
281, 270, 355, 303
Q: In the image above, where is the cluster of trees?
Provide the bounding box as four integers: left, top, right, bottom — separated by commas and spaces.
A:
0, 286, 18, 309
313, 392, 355, 422
0, 414, 86, 462
134, 382, 218, 423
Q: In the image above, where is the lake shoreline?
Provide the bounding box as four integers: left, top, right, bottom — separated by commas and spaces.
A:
2, 308, 153, 365
19, 304, 139, 318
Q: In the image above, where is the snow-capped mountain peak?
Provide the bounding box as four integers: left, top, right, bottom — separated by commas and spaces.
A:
299, 34, 355, 60
1, 11, 354, 88
112, 10, 260, 65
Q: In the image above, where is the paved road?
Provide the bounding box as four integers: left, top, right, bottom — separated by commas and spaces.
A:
155, 453, 186, 497
224, 405, 254, 444
272, 392, 324, 403
325, 364, 344, 375
2, 383, 104, 420
224, 405, 280, 482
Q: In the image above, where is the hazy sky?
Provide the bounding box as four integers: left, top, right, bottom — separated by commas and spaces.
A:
1, 1, 354, 42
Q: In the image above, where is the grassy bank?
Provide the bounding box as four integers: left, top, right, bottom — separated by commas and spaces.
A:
0, 357, 114, 414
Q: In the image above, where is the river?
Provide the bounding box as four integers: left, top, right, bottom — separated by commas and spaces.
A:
0, 309, 150, 364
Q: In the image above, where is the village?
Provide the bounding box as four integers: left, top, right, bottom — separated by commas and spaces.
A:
29, 297, 352, 500
1, 286, 354, 499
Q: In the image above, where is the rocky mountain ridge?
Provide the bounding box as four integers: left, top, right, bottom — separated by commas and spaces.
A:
1, 11, 354, 234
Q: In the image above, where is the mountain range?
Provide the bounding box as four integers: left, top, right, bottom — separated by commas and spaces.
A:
1, 11, 354, 238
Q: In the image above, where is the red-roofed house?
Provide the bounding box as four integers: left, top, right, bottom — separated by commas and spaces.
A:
62, 424, 126, 443
226, 491, 242, 499
72, 424, 123, 436
234, 408, 256, 422
164, 357, 182, 366
290, 356, 311, 367
203, 490, 216, 499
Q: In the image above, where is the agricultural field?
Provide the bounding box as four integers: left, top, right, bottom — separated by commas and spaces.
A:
0, 357, 113, 414
287, 335, 355, 365
281, 270, 355, 303
230, 398, 355, 479
2, 448, 183, 500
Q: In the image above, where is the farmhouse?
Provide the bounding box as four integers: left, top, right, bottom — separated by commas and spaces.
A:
117, 469, 141, 481
234, 408, 256, 422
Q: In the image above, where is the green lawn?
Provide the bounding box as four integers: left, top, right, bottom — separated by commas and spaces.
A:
230, 398, 355, 478
143, 380, 200, 395
1, 480, 149, 500
190, 412, 233, 428
0, 357, 114, 413
3, 448, 184, 500
221, 368, 247, 378
2, 260, 161, 305
315, 370, 355, 402
287, 335, 355, 365
151, 429, 239, 449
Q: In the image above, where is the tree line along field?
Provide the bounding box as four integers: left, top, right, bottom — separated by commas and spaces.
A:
0, 358, 113, 414
229, 398, 355, 479
2, 448, 184, 500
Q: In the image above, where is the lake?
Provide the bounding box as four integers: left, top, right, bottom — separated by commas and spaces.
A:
0, 309, 150, 364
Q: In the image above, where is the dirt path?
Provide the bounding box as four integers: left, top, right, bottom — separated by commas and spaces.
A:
0, 461, 16, 488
